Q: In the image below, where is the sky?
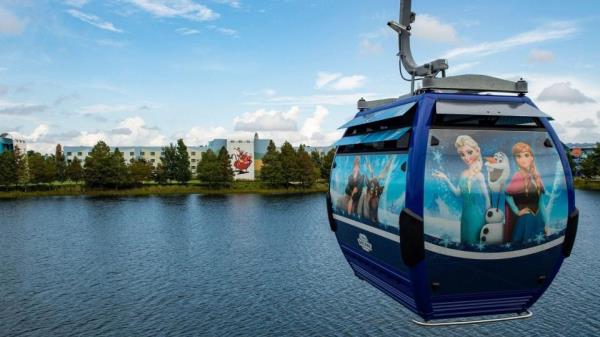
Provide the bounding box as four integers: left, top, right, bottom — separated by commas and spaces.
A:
0, 0, 599, 153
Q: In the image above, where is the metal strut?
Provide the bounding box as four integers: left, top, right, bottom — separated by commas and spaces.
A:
385, 0, 527, 96
411, 310, 533, 327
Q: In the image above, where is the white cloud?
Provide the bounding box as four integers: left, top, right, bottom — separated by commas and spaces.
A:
411, 14, 458, 43
78, 104, 146, 114
249, 92, 378, 107
566, 118, 597, 128
64, 0, 89, 7
517, 74, 600, 143
330, 75, 366, 91
28, 124, 50, 142
176, 27, 200, 35
184, 126, 228, 145
233, 107, 299, 131
67, 9, 123, 33
96, 39, 128, 47
359, 38, 384, 56
537, 82, 595, 104
71, 116, 167, 147
358, 28, 392, 56
128, 0, 219, 21
213, 27, 238, 37
0, 7, 26, 35
316, 72, 341, 89
0, 102, 47, 115
300, 105, 327, 139
263, 89, 276, 97
228, 106, 342, 146
449, 61, 480, 74
443, 22, 576, 60
528, 49, 555, 63
315, 72, 366, 91
213, 0, 241, 9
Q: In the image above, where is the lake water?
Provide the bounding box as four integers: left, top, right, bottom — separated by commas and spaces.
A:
1, 191, 599, 336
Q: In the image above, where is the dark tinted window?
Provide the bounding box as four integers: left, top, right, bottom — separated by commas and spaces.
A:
432, 114, 542, 128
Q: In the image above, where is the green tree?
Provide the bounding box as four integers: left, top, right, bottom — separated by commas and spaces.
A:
130, 158, 153, 185
84, 141, 129, 188
174, 139, 191, 184
260, 140, 283, 187
14, 146, 30, 186
217, 146, 234, 186
279, 141, 298, 187
153, 163, 167, 184
0, 151, 17, 186
28, 152, 56, 184
27, 152, 45, 184
55, 144, 67, 182
321, 148, 335, 181
161, 144, 178, 182
66, 157, 83, 183
580, 143, 600, 179
84, 141, 112, 187
310, 150, 322, 175
296, 145, 318, 187
197, 149, 221, 187
110, 148, 130, 188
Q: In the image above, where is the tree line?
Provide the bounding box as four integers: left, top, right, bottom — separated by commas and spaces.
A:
578, 143, 600, 179
260, 140, 334, 188
0, 139, 336, 189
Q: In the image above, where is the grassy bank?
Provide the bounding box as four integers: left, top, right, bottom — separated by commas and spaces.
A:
0, 181, 329, 199
574, 178, 600, 191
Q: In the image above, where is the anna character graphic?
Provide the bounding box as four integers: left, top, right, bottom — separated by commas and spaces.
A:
433, 135, 490, 245
504, 142, 547, 244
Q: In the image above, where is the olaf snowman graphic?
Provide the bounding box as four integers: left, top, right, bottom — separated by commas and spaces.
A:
480, 152, 511, 244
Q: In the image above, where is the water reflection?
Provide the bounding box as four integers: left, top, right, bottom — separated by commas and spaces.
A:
0, 191, 598, 336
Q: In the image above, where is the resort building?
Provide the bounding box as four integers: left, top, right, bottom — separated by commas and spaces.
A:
63, 133, 332, 180
568, 143, 597, 176
0, 133, 27, 154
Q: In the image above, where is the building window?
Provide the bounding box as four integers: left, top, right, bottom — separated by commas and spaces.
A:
150, 152, 155, 156
67, 152, 72, 156
78, 152, 82, 156
130, 152, 135, 156
191, 166, 196, 170
150, 159, 155, 163
191, 151, 196, 156
140, 151, 145, 155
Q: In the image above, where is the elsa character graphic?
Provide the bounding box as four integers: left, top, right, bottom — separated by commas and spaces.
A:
433, 135, 491, 244
504, 142, 547, 244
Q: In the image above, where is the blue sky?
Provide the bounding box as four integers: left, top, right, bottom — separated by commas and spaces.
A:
0, 0, 599, 153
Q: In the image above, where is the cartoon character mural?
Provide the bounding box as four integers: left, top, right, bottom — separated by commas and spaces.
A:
232, 147, 253, 174
337, 156, 365, 215
433, 135, 491, 245
480, 152, 511, 244
357, 159, 393, 222
331, 154, 407, 234
424, 129, 568, 252
505, 142, 547, 244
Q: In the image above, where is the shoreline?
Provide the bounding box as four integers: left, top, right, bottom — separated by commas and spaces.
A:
2, 179, 598, 199
0, 182, 329, 199
573, 179, 600, 191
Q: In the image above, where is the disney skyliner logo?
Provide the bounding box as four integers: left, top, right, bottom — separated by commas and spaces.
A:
357, 233, 373, 252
